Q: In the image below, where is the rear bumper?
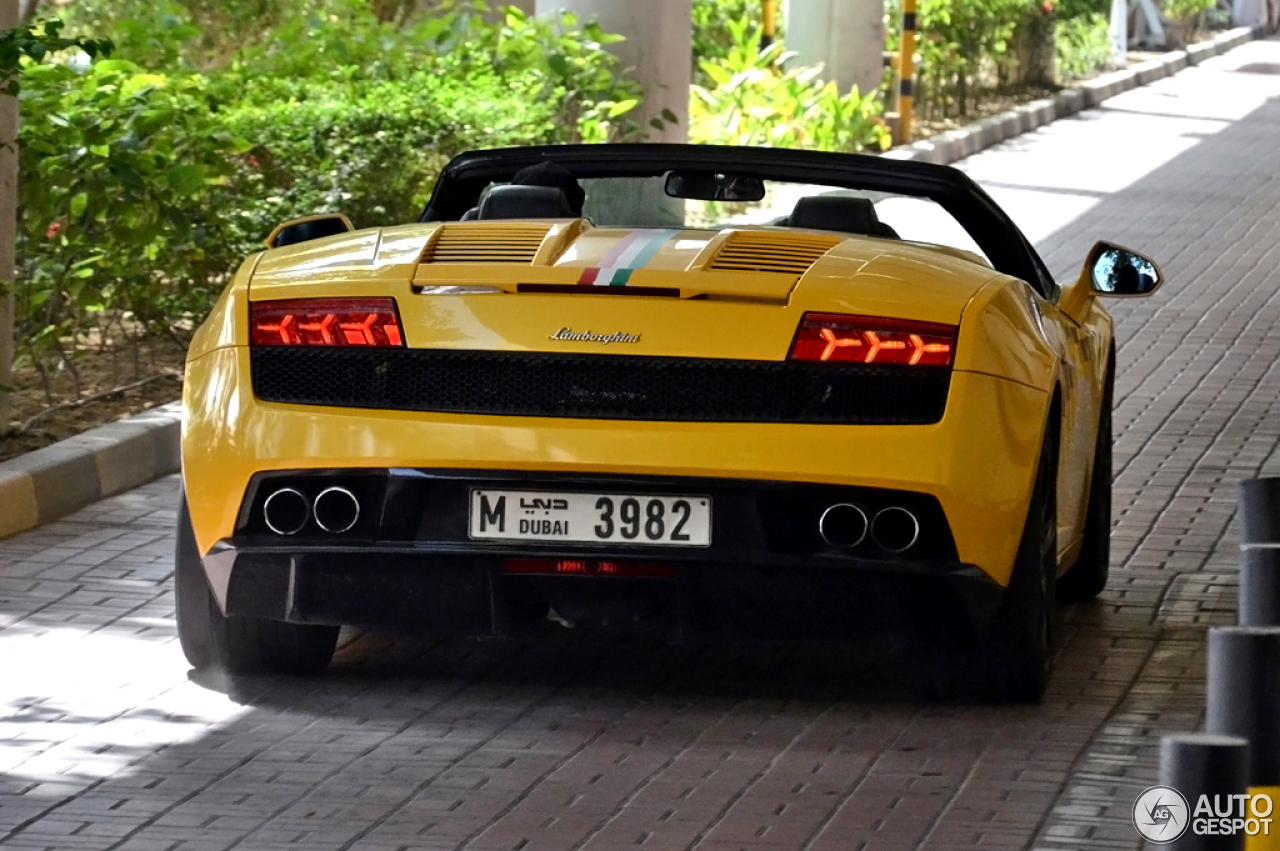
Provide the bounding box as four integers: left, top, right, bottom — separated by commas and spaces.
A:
198, 467, 1004, 639
204, 546, 1004, 642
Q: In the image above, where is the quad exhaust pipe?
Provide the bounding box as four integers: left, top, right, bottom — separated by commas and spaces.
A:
262, 486, 360, 535
313, 486, 360, 534
819, 503, 869, 548
263, 488, 309, 536
870, 506, 920, 553
819, 503, 920, 553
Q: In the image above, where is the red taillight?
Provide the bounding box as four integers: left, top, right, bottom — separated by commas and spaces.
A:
788, 313, 956, 367
503, 559, 674, 579
250, 298, 404, 347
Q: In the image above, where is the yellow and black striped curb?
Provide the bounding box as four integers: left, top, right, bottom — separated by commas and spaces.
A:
886, 24, 1267, 167
0, 402, 181, 540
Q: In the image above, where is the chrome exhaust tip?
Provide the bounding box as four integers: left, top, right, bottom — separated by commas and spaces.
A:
819, 503, 869, 548
314, 486, 360, 534
263, 488, 309, 536
871, 507, 920, 553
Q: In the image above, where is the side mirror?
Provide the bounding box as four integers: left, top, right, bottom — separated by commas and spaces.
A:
1087, 241, 1163, 297
265, 214, 354, 249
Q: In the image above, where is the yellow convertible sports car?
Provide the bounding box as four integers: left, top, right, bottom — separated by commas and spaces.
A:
176, 144, 1162, 700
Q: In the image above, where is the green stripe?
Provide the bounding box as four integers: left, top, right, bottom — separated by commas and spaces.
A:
611, 229, 678, 286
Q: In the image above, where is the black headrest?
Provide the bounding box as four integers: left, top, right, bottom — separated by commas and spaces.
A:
478, 185, 574, 220
512, 161, 586, 214
790, 196, 898, 239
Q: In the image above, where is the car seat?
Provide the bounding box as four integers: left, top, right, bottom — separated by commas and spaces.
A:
473, 185, 575, 220
789, 196, 900, 239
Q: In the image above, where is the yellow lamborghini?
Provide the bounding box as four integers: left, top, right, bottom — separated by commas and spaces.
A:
176, 144, 1162, 700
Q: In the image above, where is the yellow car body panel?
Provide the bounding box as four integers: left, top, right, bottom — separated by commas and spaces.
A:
183, 343, 1046, 585
181, 220, 1109, 589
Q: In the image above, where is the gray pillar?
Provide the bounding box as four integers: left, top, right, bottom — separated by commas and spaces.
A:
1232, 0, 1267, 26
784, 0, 884, 98
1109, 0, 1127, 65
0, 0, 18, 427
1238, 478, 1280, 626
1159, 734, 1250, 851
536, 0, 691, 143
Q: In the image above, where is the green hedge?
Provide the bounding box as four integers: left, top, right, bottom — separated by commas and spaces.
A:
222, 71, 554, 233
14, 3, 640, 374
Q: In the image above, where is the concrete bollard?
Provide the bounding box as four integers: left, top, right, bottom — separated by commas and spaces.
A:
1207, 626, 1280, 851
1157, 734, 1250, 849
1207, 627, 1280, 786
1239, 479, 1280, 626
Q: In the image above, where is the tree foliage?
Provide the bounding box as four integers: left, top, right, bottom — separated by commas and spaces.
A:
0, 17, 111, 95
690, 20, 890, 153
13, 2, 647, 379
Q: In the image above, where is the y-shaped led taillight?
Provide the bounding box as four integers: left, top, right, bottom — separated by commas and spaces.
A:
250, 298, 404, 348
788, 313, 956, 366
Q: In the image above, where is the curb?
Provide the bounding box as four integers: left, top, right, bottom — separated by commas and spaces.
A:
884, 24, 1266, 165
0, 25, 1266, 542
0, 402, 182, 539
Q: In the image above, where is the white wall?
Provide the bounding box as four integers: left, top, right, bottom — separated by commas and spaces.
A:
536, 0, 692, 143
784, 0, 884, 98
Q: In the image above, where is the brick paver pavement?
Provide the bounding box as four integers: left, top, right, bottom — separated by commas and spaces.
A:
5, 38, 1280, 851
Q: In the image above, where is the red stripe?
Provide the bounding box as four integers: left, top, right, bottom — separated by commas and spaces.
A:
578, 267, 600, 285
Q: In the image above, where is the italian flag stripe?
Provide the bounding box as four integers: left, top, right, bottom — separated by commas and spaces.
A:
577, 229, 678, 286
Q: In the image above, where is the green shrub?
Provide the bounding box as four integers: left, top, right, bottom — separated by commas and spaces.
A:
1056, 12, 1112, 80
1054, 0, 1111, 17
887, 0, 1043, 119
692, 0, 783, 85
222, 70, 555, 236
1164, 0, 1215, 36
17, 59, 246, 364
14, 4, 650, 377
690, 20, 890, 153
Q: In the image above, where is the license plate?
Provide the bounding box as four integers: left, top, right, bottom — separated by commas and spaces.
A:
469, 490, 711, 547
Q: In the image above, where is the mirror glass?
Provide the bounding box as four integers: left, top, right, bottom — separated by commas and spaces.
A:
664, 171, 766, 203
1091, 246, 1160, 295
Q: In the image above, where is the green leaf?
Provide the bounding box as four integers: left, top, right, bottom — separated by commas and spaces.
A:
70, 192, 88, 218
166, 164, 207, 196
546, 52, 569, 77
606, 98, 638, 118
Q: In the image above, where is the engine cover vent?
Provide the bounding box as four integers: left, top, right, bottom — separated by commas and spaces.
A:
707, 231, 841, 275
420, 222, 551, 265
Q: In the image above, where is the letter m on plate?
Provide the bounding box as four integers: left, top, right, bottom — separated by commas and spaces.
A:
479, 495, 506, 532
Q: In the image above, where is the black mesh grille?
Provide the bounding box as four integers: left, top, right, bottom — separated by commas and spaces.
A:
250, 348, 950, 424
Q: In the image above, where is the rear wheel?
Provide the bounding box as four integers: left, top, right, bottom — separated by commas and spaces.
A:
917, 430, 1057, 702
175, 491, 338, 675
977, 431, 1057, 701
1058, 377, 1112, 602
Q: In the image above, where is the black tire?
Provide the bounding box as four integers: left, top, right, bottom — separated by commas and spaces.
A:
175, 490, 339, 675
915, 430, 1057, 703
1057, 376, 1112, 602
975, 430, 1057, 702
